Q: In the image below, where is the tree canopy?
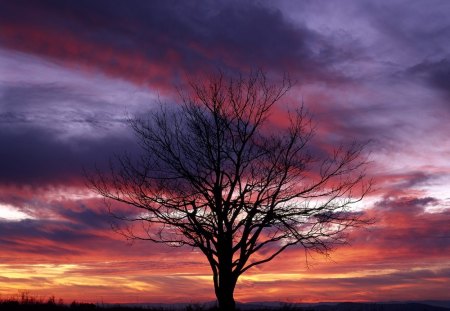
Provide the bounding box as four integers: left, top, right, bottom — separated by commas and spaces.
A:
89, 70, 371, 311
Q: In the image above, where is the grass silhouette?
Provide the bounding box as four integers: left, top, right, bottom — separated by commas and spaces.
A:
1, 294, 448, 311
0, 296, 294, 311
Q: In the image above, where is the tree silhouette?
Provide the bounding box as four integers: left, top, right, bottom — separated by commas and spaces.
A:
89, 71, 370, 311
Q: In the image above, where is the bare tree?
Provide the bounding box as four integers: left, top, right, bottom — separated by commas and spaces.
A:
89, 71, 370, 311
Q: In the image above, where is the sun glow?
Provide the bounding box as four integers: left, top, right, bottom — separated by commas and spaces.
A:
0, 204, 34, 221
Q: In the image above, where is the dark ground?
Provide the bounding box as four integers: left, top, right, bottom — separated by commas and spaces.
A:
1, 299, 449, 311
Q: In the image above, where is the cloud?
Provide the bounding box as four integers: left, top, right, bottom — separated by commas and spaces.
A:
0, 124, 138, 185
0, 207, 115, 261
348, 195, 450, 261
362, 0, 450, 57
235, 266, 450, 302
0, 0, 356, 86
0, 187, 208, 264
0, 83, 122, 129
408, 58, 450, 100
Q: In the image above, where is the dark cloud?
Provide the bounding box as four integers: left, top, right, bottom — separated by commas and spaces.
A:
408, 58, 450, 100
0, 124, 136, 185
376, 171, 442, 198
0, 202, 192, 261
361, 0, 450, 56
0, 79, 153, 186
0, 218, 94, 242
0, 0, 353, 85
354, 196, 450, 255
51, 203, 111, 232
0, 83, 128, 127
1, 84, 73, 109
397, 172, 436, 189
0, 219, 85, 257
0, 205, 111, 259
313, 103, 400, 148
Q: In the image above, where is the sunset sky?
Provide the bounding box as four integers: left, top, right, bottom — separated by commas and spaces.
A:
1, 0, 450, 304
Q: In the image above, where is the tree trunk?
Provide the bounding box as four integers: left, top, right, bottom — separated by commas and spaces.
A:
217, 287, 235, 311
216, 270, 237, 311
215, 234, 237, 311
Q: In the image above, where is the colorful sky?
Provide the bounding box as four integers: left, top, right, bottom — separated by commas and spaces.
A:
1, 0, 450, 304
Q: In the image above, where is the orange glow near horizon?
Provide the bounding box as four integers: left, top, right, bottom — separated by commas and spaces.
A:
1, 251, 449, 304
